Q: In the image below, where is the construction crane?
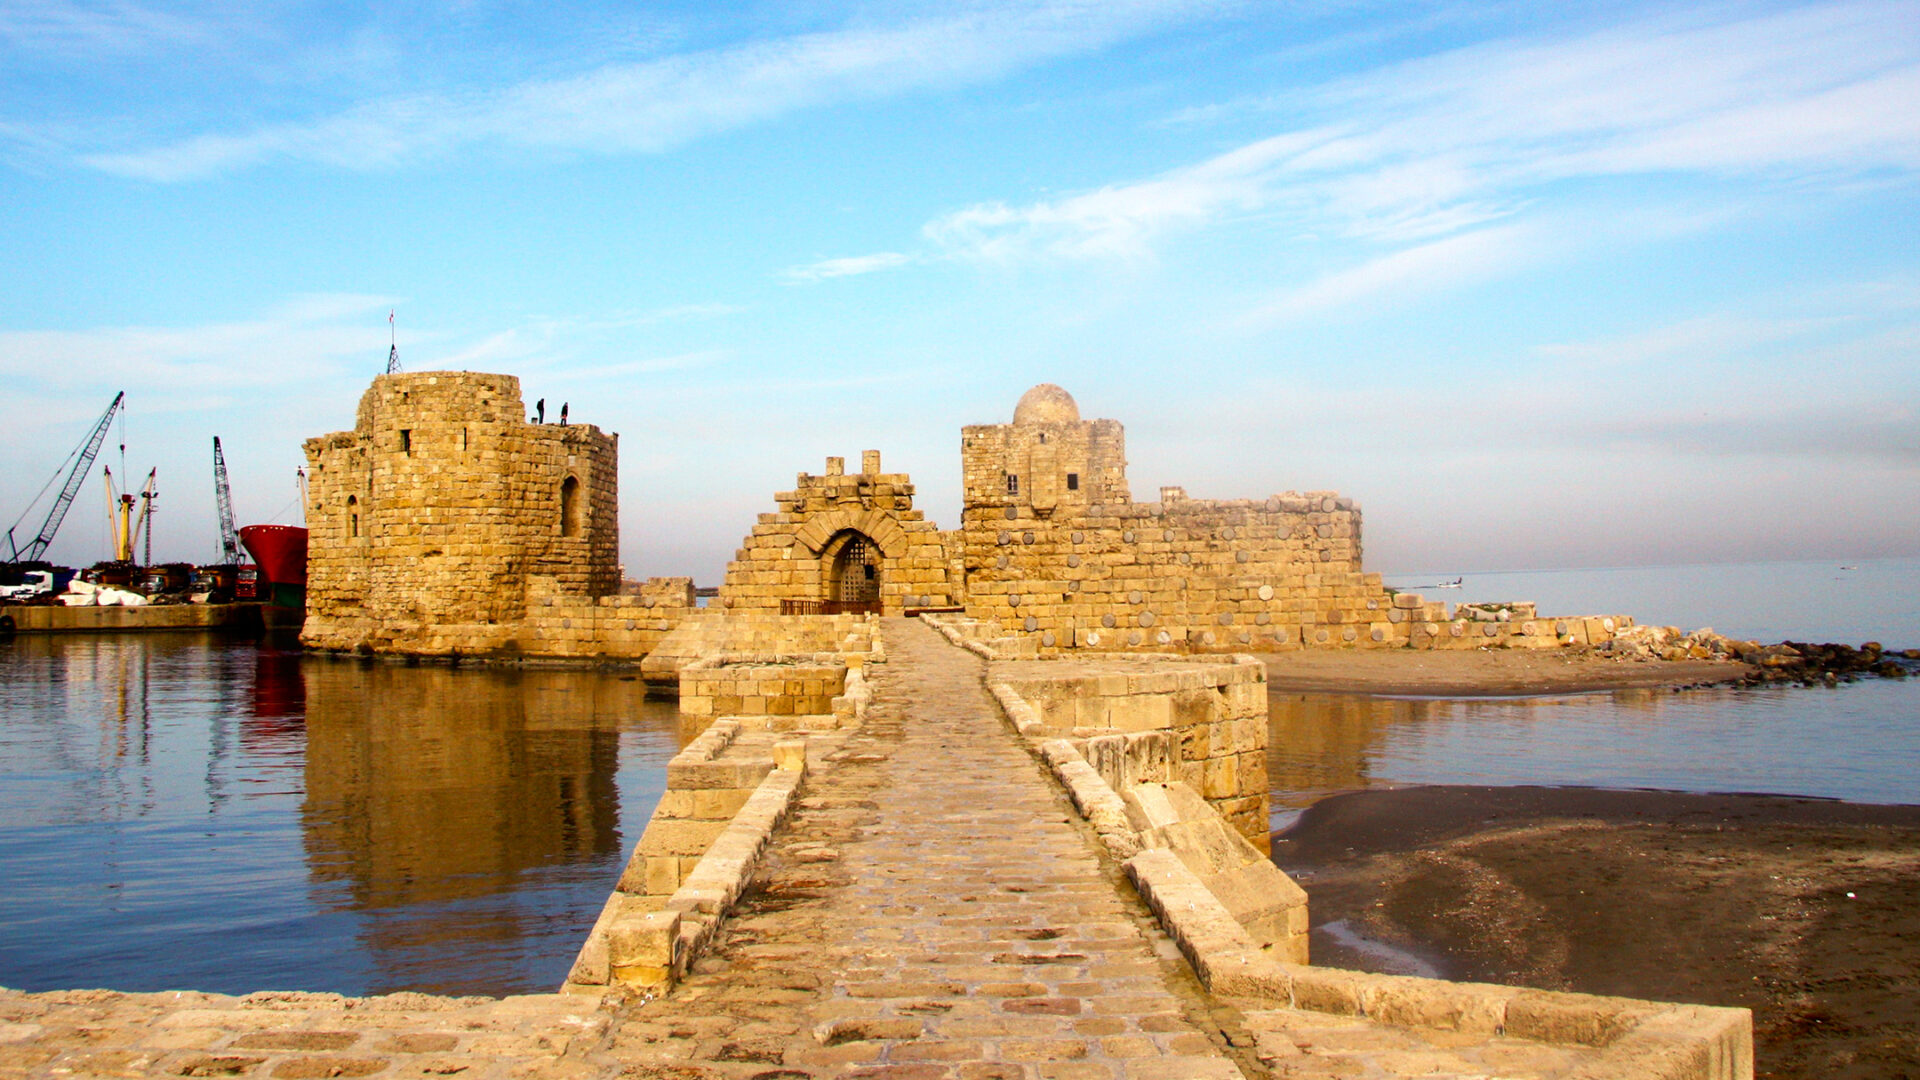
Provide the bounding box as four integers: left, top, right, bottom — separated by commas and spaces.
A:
212, 437, 239, 565
105, 466, 156, 564
5, 392, 125, 564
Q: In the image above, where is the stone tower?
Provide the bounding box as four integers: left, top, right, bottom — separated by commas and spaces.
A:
302, 371, 618, 653
961, 383, 1130, 521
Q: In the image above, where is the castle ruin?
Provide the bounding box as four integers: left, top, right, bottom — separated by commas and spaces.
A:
302, 372, 627, 655
299, 373, 1630, 659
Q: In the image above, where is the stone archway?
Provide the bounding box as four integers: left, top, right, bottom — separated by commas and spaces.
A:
823, 530, 882, 613
715, 454, 961, 615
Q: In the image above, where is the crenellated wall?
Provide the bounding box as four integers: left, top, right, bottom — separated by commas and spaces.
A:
715, 451, 962, 616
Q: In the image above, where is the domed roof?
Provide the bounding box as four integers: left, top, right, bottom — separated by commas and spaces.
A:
1013, 383, 1080, 425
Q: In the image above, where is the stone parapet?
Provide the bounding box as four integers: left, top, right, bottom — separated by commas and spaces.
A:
677, 656, 847, 719
990, 650, 1269, 850
1123, 847, 1753, 1079
566, 719, 822, 994
984, 646, 1304, 963
639, 610, 877, 691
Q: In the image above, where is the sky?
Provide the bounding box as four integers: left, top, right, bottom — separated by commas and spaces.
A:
2, 0, 1916, 584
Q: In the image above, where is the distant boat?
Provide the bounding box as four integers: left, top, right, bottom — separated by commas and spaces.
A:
1433, 577, 1465, 589
1840, 565, 1857, 571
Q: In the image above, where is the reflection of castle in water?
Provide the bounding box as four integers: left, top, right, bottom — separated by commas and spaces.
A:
299, 661, 658, 911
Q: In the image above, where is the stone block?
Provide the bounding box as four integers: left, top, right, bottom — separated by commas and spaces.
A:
667, 758, 775, 790
637, 817, 728, 858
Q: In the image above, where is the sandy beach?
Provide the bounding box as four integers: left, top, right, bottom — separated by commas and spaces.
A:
1274, 785, 1920, 1079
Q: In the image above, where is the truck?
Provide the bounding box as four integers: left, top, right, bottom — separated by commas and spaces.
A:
0, 570, 57, 602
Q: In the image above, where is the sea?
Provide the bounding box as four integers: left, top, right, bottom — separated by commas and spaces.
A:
1, 557, 1915, 997
1271, 557, 1920, 826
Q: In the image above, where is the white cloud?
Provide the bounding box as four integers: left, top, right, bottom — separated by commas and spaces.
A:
781, 252, 913, 283
0, 293, 397, 389
0, 0, 206, 56
1534, 313, 1831, 368
1243, 223, 1531, 324
76, 0, 1214, 181
919, 1, 1920, 264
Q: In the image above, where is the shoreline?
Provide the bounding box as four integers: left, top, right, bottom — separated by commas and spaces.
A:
1274, 784, 1920, 1080
1257, 647, 1754, 695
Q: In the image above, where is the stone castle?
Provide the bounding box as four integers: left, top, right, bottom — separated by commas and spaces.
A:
299, 372, 1633, 659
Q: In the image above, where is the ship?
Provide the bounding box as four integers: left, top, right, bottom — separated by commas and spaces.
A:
238, 524, 308, 627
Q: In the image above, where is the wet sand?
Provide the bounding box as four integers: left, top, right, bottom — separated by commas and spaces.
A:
1275, 785, 1920, 1080
1258, 647, 1751, 695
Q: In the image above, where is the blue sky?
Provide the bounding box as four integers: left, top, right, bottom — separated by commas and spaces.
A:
2, 0, 1916, 584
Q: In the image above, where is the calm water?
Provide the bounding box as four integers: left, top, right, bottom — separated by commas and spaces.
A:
0, 633, 686, 997
1276, 558, 1920, 827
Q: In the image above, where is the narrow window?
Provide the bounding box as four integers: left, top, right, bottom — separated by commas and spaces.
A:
1066, 473, 1079, 491
399, 429, 412, 455
1006, 474, 1019, 496
462, 426, 469, 451
347, 495, 360, 539
560, 476, 581, 537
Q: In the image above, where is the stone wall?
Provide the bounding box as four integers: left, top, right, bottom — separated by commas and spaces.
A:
958, 385, 1632, 656
990, 653, 1271, 853
301, 371, 684, 657
715, 452, 961, 616
639, 610, 878, 691
678, 657, 847, 720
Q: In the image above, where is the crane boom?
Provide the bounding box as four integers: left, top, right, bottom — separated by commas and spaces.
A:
212, 437, 239, 565
8, 392, 124, 563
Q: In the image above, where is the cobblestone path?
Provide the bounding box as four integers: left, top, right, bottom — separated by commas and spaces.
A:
610, 617, 1252, 1079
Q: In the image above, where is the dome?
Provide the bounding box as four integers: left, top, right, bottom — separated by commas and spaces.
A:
1012, 383, 1080, 425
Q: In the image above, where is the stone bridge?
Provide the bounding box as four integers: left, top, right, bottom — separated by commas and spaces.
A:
2, 618, 1751, 1079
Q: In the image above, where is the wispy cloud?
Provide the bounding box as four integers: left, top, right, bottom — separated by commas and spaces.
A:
917, 1, 1920, 266
0, 0, 207, 56
1534, 312, 1833, 368
74, 1, 1214, 181
781, 252, 913, 283
1243, 222, 1531, 324
0, 292, 397, 390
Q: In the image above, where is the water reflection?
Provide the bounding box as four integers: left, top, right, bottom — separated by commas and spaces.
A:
0, 634, 685, 997
1270, 680, 1920, 827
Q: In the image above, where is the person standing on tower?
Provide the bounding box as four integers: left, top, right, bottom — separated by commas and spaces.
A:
560, 402, 569, 425
536, 398, 546, 424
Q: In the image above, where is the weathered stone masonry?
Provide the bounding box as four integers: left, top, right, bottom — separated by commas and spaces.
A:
960, 384, 1449, 653
302, 372, 625, 655
715, 450, 962, 616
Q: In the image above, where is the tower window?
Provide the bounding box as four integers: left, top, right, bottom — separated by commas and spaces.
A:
560, 476, 581, 537
1006, 474, 1019, 496
1067, 473, 1079, 491
399, 429, 412, 455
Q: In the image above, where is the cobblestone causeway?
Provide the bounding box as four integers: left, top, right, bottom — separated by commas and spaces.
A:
609, 617, 1253, 1079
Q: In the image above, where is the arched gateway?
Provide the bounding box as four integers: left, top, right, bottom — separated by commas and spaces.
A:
714, 452, 960, 616
824, 530, 882, 612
